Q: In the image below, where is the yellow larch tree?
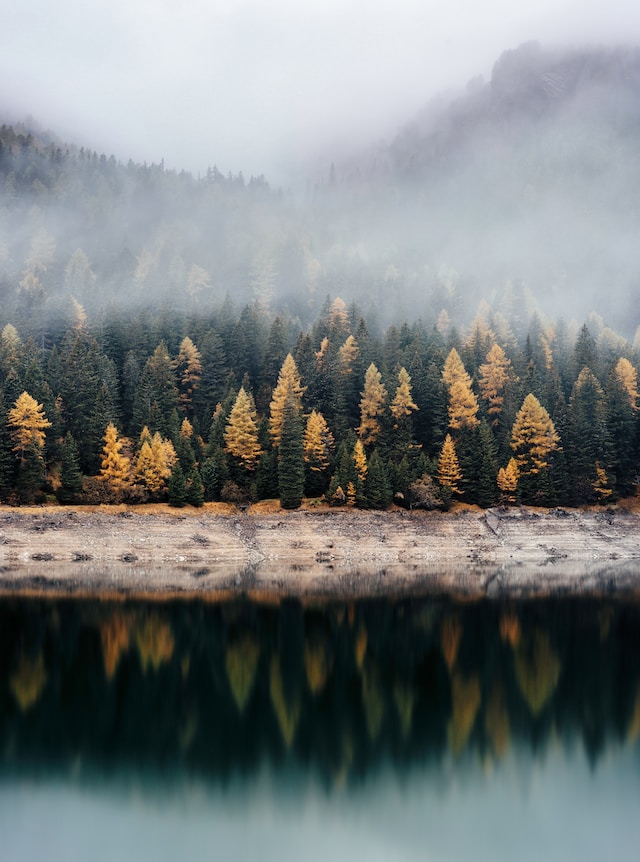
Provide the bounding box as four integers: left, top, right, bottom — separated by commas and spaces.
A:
353, 438, 368, 482
175, 336, 202, 414
8, 391, 51, 462
478, 343, 515, 426
99, 422, 131, 492
269, 353, 306, 449
497, 457, 519, 503
510, 393, 560, 476
389, 366, 418, 424
437, 433, 463, 494
337, 334, 359, 376
442, 348, 479, 430
135, 432, 177, 494
224, 387, 263, 471
357, 362, 387, 446
614, 357, 639, 411
303, 409, 334, 473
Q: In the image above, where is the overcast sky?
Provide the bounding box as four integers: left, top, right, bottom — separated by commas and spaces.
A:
2, 0, 639, 183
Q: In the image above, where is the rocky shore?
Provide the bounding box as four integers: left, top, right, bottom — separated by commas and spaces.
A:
0, 503, 639, 599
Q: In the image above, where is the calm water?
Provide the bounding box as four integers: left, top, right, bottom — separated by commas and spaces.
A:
1, 583, 640, 860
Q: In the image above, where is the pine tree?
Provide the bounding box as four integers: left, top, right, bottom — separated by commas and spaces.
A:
99, 422, 131, 495
437, 434, 463, 495
186, 465, 205, 507
364, 450, 392, 509
168, 462, 187, 507
357, 362, 387, 446
224, 387, 263, 471
269, 354, 306, 449
567, 367, 609, 504
57, 431, 83, 503
278, 395, 305, 509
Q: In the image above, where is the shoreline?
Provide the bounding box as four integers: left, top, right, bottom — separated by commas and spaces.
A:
1, 502, 639, 599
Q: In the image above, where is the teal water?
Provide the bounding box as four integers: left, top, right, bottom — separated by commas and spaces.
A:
1, 589, 639, 860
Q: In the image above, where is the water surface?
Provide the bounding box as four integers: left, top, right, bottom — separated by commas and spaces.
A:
1, 583, 639, 860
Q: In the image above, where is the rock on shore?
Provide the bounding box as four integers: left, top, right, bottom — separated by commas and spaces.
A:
0, 504, 639, 599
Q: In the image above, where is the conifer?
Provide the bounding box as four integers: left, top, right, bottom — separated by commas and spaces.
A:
353, 438, 368, 482
437, 434, 463, 495
99, 423, 131, 493
224, 387, 263, 471
510, 393, 560, 476
278, 394, 305, 509
57, 431, 83, 503
357, 362, 387, 446
497, 458, 519, 503
269, 354, 306, 449
442, 348, 479, 430
303, 410, 334, 473
478, 343, 514, 426
390, 367, 418, 423
175, 336, 202, 415
614, 357, 639, 411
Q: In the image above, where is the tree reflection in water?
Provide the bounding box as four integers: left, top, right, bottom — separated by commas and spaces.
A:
1, 591, 640, 784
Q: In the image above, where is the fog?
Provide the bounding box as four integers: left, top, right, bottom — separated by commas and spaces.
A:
3, 0, 640, 181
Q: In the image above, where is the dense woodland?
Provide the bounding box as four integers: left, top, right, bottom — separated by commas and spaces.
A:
0, 294, 639, 510
2, 43, 640, 510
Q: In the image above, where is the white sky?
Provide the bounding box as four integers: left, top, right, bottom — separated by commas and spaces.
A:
2, 0, 639, 182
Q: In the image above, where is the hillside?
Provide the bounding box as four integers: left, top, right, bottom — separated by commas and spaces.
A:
1, 43, 640, 334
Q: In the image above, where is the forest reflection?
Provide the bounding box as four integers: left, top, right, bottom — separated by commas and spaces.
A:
2, 588, 640, 786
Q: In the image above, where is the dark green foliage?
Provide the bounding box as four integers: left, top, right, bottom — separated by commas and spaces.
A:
186, 466, 204, 507
168, 463, 187, 508
277, 396, 304, 509
201, 456, 223, 502
57, 432, 83, 503
365, 450, 392, 509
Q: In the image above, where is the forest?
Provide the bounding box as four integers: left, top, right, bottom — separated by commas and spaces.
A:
0, 292, 638, 510
1, 43, 640, 511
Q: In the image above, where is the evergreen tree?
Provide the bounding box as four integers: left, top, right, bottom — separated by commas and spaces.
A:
278, 395, 305, 509
168, 462, 187, 507
186, 465, 205, 507
175, 336, 202, 416
567, 367, 609, 504
57, 431, 83, 503
364, 450, 392, 509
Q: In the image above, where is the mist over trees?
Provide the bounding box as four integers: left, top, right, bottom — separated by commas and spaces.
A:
1, 43, 640, 337
1, 43, 640, 509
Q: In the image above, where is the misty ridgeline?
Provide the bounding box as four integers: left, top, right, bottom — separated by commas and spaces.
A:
1, 43, 640, 510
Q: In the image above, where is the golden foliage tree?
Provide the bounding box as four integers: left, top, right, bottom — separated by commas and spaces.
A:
99, 422, 131, 492
437, 433, 463, 494
357, 362, 387, 446
224, 387, 263, 470
442, 348, 479, 430
352, 438, 368, 482
135, 432, 177, 494
303, 409, 334, 473
269, 353, 306, 449
389, 366, 418, 423
614, 357, 639, 411
8, 390, 51, 462
478, 343, 514, 425
337, 334, 359, 375
175, 336, 202, 414
497, 457, 520, 502
510, 393, 560, 475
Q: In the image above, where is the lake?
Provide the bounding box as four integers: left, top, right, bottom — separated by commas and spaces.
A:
1, 585, 639, 860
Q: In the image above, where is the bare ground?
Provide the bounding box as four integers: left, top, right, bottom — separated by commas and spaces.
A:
0, 502, 639, 600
